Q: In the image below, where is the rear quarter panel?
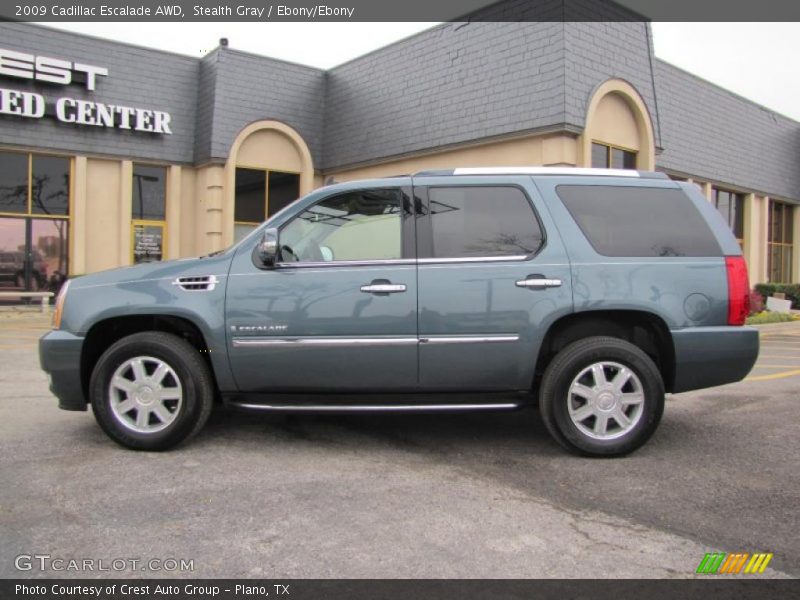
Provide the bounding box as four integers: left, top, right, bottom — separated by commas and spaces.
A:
531, 176, 730, 329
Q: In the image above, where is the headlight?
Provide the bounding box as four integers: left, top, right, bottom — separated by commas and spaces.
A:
52, 279, 70, 330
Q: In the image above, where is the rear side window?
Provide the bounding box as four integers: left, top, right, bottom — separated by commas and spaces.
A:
556, 185, 722, 257
428, 186, 543, 258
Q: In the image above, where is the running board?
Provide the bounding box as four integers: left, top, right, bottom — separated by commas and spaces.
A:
225, 401, 522, 413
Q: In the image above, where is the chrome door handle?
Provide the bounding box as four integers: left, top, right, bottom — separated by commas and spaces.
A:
516, 278, 562, 289
360, 283, 407, 294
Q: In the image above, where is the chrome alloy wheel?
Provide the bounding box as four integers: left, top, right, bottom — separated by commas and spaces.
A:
567, 361, 645, 440
108, 356, 183, 434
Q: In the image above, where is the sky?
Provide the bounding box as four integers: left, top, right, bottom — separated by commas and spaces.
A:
39, 21, 800, 122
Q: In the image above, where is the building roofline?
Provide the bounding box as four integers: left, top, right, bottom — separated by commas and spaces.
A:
18, 21, 441, 76
11, 21, 202, 62
656, 57, 800, 126
13, 21, 800, 133
218, 46, 327, 73
327, 22, 448, 71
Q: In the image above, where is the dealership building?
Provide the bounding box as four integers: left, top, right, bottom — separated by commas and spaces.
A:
1, 19, 799, 292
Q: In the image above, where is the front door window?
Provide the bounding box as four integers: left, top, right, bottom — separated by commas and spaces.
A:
279, 188, 403, 262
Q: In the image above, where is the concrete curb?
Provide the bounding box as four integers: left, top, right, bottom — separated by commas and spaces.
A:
749, 320, 800, 333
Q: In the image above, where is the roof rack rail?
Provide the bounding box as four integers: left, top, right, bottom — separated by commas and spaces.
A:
412, 167, 668, 180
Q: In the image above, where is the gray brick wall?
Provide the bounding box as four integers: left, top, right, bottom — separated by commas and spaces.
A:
3, 21, 799, 205
206, 49, 326, 165
322, 21, 566, 170
563, 21, 661, 147
193, 50, 219, 164
655, 60, 800, 201
0, 23, 198, 164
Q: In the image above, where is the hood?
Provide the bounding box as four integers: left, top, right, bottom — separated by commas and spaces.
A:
69, 253, 234, 290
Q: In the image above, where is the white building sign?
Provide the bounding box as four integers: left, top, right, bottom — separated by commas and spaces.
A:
0, 48, 173, 134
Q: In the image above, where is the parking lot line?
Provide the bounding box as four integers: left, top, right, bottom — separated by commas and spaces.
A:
744, 369, 800, 382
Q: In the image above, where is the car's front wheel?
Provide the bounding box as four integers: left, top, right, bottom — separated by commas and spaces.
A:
90, 332, 214, 450
539, 336, 665, 457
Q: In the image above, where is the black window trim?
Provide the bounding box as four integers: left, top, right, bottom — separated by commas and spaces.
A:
413, 183, 547, 264
266, 185, 416, 269
132, 162, 168, 222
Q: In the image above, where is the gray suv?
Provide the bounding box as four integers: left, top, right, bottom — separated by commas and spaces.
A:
39, 168, 759, 456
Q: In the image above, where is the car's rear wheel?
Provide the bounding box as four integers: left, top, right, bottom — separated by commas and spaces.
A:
90, 332, 213, 450
539, 336, 664, 457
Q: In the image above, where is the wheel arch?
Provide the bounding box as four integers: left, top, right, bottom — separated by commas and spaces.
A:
534, 310, 676, 392
80, 314, 219, 404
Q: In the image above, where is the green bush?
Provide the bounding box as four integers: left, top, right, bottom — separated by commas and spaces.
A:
754, 283, 800, 309
749, 289, 764, 315
746, 311, 797, 325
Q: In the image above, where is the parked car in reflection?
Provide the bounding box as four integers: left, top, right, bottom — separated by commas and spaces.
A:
0, 250, 47, 290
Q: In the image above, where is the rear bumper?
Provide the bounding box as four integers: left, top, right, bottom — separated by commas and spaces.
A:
671, 326, 759, 393
39, 330, 86, 411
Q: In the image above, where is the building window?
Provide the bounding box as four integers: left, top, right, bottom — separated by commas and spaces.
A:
712, 187, 745, 247
768, 201, 794, 283
132, 164, 167, 264
0, 151, 70, 294
591, 142, 637, 170
234, 168, 300, 242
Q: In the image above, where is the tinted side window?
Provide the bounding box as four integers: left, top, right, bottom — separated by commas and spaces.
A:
280, 189, 402, 262
427, 186, 543, 258
556, 185, 722, 257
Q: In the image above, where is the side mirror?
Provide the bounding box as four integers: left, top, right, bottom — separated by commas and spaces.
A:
257, 228, 279, 267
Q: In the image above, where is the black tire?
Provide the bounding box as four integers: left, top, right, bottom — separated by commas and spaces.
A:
90, 332, 214, 451
539, 336, 665, 457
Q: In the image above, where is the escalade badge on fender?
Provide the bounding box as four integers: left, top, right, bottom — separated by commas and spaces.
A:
230, 324, 288, 333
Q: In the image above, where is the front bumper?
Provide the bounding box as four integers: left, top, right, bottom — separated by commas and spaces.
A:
671, 326, 759, 393
39, 330, 86, 411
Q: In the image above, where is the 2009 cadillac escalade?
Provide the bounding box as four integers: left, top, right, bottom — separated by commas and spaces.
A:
39, 167, 759, 456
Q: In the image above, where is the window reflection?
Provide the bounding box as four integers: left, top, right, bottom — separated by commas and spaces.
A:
281, 189, 402, 262
428, 187, 543, 258
0, 152, 29, 214
32, 156, 70, 216
0, 152, 70, 294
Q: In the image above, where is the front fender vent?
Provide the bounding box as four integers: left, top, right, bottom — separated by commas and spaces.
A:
173, 275, 219, 291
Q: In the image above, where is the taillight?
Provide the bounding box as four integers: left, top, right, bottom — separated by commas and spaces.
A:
725, 256, 750, 326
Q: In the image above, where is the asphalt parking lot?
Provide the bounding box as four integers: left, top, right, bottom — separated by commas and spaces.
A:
0, 312, 798, 579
